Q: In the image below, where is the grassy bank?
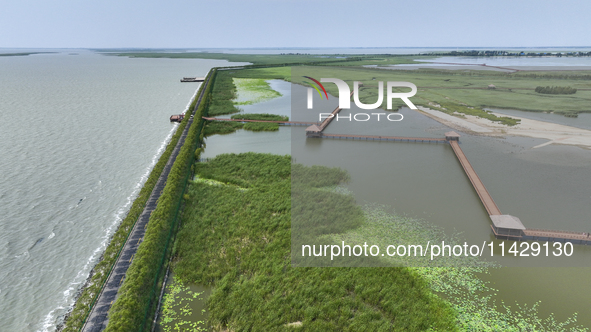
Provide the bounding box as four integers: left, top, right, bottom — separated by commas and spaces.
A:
203, 113, 288, 137
60, 74, 208, 332
208, 70, 241, 116
203, 120, 280, 134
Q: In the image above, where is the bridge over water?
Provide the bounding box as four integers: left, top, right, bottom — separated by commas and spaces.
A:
304, 104, 591, 245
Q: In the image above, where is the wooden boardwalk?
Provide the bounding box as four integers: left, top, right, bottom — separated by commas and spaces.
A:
322, 133, 446, 143
203, 117, 316, 126
319, 105, 343, 130
310, 124, 589, 245
448, 140, 502, 216
317, 91, 354, 131
523, 228, 591, 243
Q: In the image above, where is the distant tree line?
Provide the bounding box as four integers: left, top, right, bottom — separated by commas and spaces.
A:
535, 86, 577, 95
426, 50, 591, 57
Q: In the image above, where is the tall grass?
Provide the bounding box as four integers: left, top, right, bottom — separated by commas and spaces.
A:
173, 153, 458, 331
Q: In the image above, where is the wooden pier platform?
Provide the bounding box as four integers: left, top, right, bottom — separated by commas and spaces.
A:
318, 91, 355, 131
202, 117, 316, 126
181, 77, 205, 82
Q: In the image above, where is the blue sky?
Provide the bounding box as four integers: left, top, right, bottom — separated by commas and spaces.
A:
2, 0, 590, 48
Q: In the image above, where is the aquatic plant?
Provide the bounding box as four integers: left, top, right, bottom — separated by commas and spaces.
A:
242, 122, 279, 131
232, 78, 282, 105
230, 113, 289, 121
159, 276, 207, 332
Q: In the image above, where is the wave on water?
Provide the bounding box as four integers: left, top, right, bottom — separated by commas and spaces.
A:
39, 86, 201, 332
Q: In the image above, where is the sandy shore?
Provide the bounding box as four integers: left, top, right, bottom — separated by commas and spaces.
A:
416, 106, 591, 150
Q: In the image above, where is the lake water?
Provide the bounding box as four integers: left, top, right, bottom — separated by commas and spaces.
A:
200, 80, 292, 160
0, 51, 246, 332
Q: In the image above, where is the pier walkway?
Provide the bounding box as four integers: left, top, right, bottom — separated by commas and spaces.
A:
317, 91, 354, 131
448, 140, 501, 216
202, 117, 316, 126
304, 102, 590, 244
322, 133, 446, 143
523, 228, 591, 244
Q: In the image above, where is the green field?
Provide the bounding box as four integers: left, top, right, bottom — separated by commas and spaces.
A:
291, 66, 591, 117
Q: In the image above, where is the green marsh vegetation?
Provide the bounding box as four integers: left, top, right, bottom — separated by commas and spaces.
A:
243, 122, 280, 131
203, 112, 287, 137
233, 78, 282, 105
203, 121, 243, 136
203, 120, 280, 134
292, 65, 591, 118
172, 153, 458, 331
535, 86, 577, 95
424, 99, 521, 126
203, 68, 291, 135
231, 113, 289, 121
208, 71, 241, 116
114, 50, 591, 116
75, 55, 591, 330
168, 153, 587, 331
111, 52, 352, 65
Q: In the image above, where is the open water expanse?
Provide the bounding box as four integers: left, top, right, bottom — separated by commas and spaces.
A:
0, 51, 245, 331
